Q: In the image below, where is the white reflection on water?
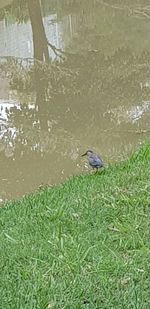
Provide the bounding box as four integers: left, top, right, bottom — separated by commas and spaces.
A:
0, 12, 73, 60
0, 99, 35, 140
127, 101, 150, 123
108, 101, 150, 124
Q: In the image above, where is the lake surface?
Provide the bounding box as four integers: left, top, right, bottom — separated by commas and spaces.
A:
0, 0, 150, 200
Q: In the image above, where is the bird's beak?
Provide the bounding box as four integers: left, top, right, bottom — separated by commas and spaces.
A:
81, 152, 86, 157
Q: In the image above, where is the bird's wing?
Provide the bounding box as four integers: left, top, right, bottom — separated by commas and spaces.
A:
97, 155, 103, 166
89, 155, 103, 167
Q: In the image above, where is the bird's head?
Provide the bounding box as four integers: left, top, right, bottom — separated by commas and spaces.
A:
81, 150, 93, 157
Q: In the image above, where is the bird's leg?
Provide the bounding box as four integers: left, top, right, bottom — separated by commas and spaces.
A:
94, 167, 98, 174
91, 167, 95, 174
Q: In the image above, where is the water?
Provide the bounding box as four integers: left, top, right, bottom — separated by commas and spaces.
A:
0, 0, 150, 200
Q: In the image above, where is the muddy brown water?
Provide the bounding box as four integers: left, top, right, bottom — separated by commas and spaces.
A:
0, 0, 150, 201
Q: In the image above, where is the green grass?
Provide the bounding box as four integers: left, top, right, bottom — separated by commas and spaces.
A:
0, 143, 150, 309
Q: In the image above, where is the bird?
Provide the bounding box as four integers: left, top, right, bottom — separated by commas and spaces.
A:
81, 150, 104, 171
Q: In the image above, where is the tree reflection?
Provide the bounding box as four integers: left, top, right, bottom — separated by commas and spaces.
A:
27, 0, 49, 62
0, 0, 150, 157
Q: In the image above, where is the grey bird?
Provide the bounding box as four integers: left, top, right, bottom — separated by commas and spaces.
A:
81, 150, 104, 171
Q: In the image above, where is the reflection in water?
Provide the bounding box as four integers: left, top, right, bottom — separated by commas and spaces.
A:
107, 101, 150, 124
0, 0, 150, 200
0, 3, 76, 59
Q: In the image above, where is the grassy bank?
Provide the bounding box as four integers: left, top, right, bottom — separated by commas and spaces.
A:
0, 143, 150, 309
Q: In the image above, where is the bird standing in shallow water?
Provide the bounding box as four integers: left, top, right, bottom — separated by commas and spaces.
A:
81, 150, 103, 171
